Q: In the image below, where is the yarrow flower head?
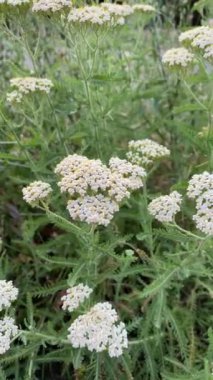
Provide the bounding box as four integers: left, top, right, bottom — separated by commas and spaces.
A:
109, 157, 146, 191
178, 26, 210, 45
32, 0, 71, 13
68, 6, 111, 26
187, 172, 213, 236
191, 28, 213, 50
101, 2, 133, 17
187, 172, 213, 199
0, 281, 18, 311
68, 4, 132, 27
0, 317, 18, 355
193, 189, 213, 235
55, 156, 111, 197
133, 3, 156, 13
55, 154, 145, 226
61, 284, 93, 312
179, 26, 213, 61
148, 191, 182, 223
109, 157, 146, 181
203, 45, 213, 60
7, 77, 53, 103
22, 181, 52, 206
127, 139, 170, 166
0, 0, 30, 6
162, 47, 195, 69
54, 154, 88, 177
67, 195, 119, 226
67, 302, 128, 357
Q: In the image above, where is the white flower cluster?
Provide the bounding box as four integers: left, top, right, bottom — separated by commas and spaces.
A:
187, 172, 213, 235
68, 302, 128, 357
32, 0, 71, 13
67, 195, 119, 226
56, 157, 111, 196
55, 154, 146, 226
179, 26, 213, 61
148, 191, 182, 223
191, 28, 213, 50
133, 4, 156, 13
203, 45, 213, 59
193, 190, 213, 235
54, 154, 88, 177
127, 139, 170, 166
68, 3, 133, 27
187, 172, 213, 199
7, 77, 53, 103
0, 280, 18, 311
0, 280, 18, 355
22, 181, 52, 206
109, 157, 146, 182
0, 0, 30, 5
0, 317, 18, 355
101, 2, 133, 17
162, 47, 195, 68
108, 157, 146, 200
68, 6, 111, 26
179, 26, 210, 44
61, 284, 93, 312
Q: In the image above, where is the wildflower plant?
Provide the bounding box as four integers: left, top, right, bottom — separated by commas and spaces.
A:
0, 0, 213, 379
0, 280, 18, 355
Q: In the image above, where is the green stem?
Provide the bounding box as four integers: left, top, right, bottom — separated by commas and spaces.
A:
142, 181, 154, 255
207, 110, 213, 170
41, 206, 89, 243
71, 31, 102, 158
46, 94, 69, 155
0, 109, 38, 176
121, 356, 133, 380
182, 80, 208, 112
21, 330, 68, 345
129, 332, 165, 345
168, 222, 206, 240
95, 354, 100, 380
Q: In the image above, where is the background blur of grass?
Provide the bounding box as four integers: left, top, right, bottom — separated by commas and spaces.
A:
0, 1, 213, 379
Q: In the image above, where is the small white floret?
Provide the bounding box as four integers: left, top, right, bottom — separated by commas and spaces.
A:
22, 181, 52, 206
61, 284, 93, 312
0, 281, 18, 311
148, 191, 182, 223
67, 302, 128, 357
162, 47, 195, 68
